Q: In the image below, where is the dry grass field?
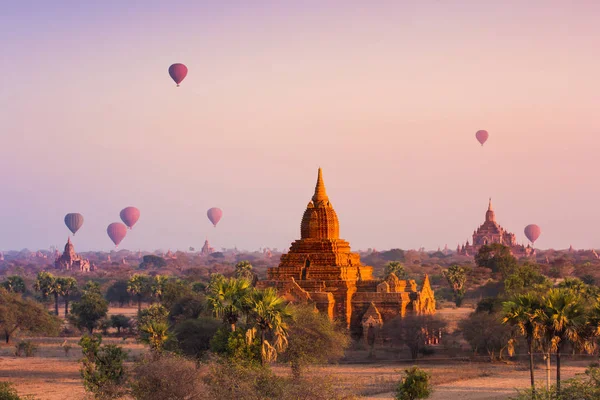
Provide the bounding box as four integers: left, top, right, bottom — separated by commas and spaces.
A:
0, 306, 592, 399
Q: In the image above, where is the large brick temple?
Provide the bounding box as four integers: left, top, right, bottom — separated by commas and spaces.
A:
258, 168, 435, 335
457, 199, 534, 257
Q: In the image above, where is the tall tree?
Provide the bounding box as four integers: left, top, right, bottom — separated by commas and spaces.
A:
207, 277, 252, 332
0, 289, 61, 343
70, 287, 109, 334
385, 314, 447, 360
539, 288, 589, 393
1, 276, 26, 293
128, 274, 150, 312
56, 277, 78, 317
235, 261, 256, 284
475, 243, 518, 277
150, 275, 169, 303
502, 293, 543, 395
34, 271, 60, 315
384, 261, 408, 279
248, 287, 291, 364
443, 265, 468, 307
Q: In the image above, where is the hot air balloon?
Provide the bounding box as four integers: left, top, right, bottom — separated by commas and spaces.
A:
120, 207, 140, 229
524, 224, 541, 245
475, 130, 489, 146
64, 213, 84, 235
207, 208, 223, 227
168, 63, 188, 87
107, 222, 128, 248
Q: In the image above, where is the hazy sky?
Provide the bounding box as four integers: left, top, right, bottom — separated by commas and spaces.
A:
1, 1, 599, 252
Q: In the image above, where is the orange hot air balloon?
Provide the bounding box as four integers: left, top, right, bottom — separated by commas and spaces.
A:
64, 213, 84, 235
524, 224, 541, 245
475, 130, 489, 146
207, 208, 222, 227
120, 207, 140, 229
107, 223, 128, 248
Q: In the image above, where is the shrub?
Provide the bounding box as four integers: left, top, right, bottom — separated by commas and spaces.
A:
0, 382, 23, 400
79, 334, 128, 399
174, 317, 221, 360
15, 340, 38, 357
130, 353, 206, 400
395, 367, 432, 400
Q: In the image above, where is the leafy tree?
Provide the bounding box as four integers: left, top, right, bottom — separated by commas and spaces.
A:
0, 382, 30, 400
139, 254, 167, 269
558, 277, 599, 300
475, 243, 518, 277
150, 275, 169, 303
235, 261, 256, 284
207, 277, 252, 332
174, 317, 221, 361
34, 271, 61, 315
502, 293, 543, 395
127, 274, 150, 312
0, 289, 61, 343
1, 276, 26, 293
442, 265, 468, 307
247, 287, 291, 364
70, 288, 109, 333
161, 278, 193, 309
384, 314, 447, 360
56, 277, 78, 317
539, 288, 589, 393
280, 305, 350, 378
503, 263, 552, 297
138, 304, 170, 355
79, 334, 128, 399
395, 366, 432, 400
105, 280, 131, 307
384, 261, 408, 279
168, 293, 206, 325
380, 249, 406, 261
459, 311, 512, 361
109, 315, 131, 335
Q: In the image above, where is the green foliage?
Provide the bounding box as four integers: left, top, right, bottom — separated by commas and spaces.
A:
109, 314, 130, 334
1, 276, 26, 293
139, 255, 167, 269
235, 261, 256, 283
137, 304, 170, 354
70, 288, 109, 334
161, 278, 194, 309
174, 317, 221, 360
475, 244, 518, 277
384, 314, 447, 360
384, 261, 408, 279
280, 305, 350, 378
130, 353, 206, 400
511, 366, 600, 399
206, 277, 252, 331
138, 304, 169, 327
127, 274, 151, 311
442, 265, 468, 307
79, 334, 128, 399
395, 367, 432, 400
0, 289, 61, 343
15, 340, 38, 357
104, 280, 131, 307
476, 297, 504, 314
380, 249, 406, 261
56, 277, 78, 317
33, 271, 56, 299
503, 263, 552, 296
149, 275, 169, 303
168, 293, 206, 324
0, 382, 34, 400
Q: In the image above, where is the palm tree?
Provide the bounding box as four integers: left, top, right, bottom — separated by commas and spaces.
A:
34, 271, 60, 315
56, 277, 78, 317
139, 320, 170, 358
150, 275, 169, 303
127, 274, 149, 312
248, 287, 291, 364
235, 261, 255, 283
502, 293, 543, 394
1, 276, 26, 293
207, 277, 251, 332
383, 261, 407, 279
540, 288, 589, 393
443, 265, 468, 307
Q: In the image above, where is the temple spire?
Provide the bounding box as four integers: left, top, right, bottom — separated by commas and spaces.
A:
488, 197, 493, 211
312, 167, 329, 202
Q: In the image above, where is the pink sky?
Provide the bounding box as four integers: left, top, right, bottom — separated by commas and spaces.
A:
1, 1, 599, 251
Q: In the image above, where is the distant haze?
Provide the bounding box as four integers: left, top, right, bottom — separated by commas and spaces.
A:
1, 1, 599, 251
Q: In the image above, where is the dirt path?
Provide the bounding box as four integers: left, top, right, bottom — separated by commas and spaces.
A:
364, 364, 587, 400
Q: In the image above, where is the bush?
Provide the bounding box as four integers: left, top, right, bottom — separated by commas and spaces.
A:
15, 340, 38, 357
174, 317, 221, 360
395, 367, 432, 400
79, 334, 128, 399
0, 382, 25, 400
130, 353, 206, 400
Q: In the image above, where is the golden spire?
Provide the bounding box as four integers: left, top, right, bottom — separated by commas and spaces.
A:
312, 167, 329, 202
